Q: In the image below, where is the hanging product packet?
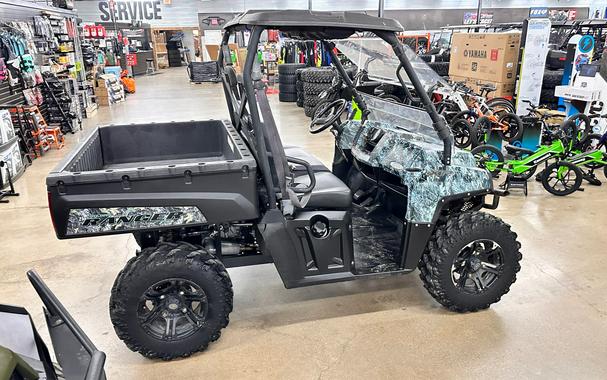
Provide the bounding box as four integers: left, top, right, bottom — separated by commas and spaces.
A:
0, 57, 7, 81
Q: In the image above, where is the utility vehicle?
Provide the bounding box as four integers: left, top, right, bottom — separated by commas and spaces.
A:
46, 10, 522, 360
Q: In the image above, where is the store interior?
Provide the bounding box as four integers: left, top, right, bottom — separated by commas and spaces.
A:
1, 0, 607, 379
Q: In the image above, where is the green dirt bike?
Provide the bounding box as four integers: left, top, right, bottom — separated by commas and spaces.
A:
472, 119, 607, 196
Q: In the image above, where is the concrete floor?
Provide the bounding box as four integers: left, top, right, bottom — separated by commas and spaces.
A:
1, 68, 606, 379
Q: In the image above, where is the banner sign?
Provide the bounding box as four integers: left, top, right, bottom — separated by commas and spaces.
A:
516, 19, 552, 115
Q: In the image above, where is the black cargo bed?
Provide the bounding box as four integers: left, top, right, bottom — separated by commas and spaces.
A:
46, 120, 260, 239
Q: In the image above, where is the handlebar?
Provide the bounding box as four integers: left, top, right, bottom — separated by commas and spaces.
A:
286, 156, 316, 193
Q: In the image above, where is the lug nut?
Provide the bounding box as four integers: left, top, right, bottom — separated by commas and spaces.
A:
182, 308, 187, 313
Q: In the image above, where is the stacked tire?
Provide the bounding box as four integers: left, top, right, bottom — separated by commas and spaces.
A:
428, 61, 450, 77
278, 63, 305, 102
295, 68, 305, 107
300, 68, 335, 117
540, 69, 563, 109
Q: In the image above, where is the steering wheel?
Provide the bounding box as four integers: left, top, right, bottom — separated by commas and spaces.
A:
309, 99, 347, 134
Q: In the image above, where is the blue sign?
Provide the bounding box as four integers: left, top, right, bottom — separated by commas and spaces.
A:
578, 35, 594, 54
529, 7, 549, 18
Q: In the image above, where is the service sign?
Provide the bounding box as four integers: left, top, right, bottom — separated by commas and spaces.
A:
76, 0, 198, 27
98, 0, 163, 22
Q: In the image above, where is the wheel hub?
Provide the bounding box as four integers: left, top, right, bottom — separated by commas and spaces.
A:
137, 278, 209, 341
468, 257, 482, 272
451, 239, 504, 294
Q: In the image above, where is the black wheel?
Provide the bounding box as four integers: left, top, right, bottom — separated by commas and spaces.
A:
278, 83, 297, 93
304, 104, 316, 117
278, 74, 297, 84
583, 171, 602, 186
541, 161, 583, 196
304, 97, 320, 108
542, 69, 564, 87
301, 68, 334, 83
471, 144, 504, 176
496, 113, 524, 142
566, 113, 592, 143
378, 94, 401, 103
278, 63, 305, 75
303, 82, 332, 95
279, 92, 298, 102
470, 116, 492, 147
451, 119, 473, 148
428, 61, 449, 76
580, 133, 605, 169
110, 242, 233, 360
604, 165, 607, 181
486, 97, 514, 113
418, 212, 522, 312
453, 110, 477, 125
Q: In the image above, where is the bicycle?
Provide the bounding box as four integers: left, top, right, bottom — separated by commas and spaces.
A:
471, 118, 606, 195
446, 82, 520, 148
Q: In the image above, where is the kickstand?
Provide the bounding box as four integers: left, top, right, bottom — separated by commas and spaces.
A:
501, 173, 528, 196
0, 161, 20, 203
582, 169, 602, 186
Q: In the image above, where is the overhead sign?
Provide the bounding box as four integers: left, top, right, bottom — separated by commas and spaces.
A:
99, 0, 162, 22
463, 12, 494, 25
529, 7, 549, 18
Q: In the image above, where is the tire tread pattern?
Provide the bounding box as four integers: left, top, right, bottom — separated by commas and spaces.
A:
110, 242, 233, 360
418, 212, 522, 312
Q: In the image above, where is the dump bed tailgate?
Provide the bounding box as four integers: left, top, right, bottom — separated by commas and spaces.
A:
47, 120, 259, 238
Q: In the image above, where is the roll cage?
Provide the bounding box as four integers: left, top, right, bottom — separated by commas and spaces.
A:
217, 10, 453, 212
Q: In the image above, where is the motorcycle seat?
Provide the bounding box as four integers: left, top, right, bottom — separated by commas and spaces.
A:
504, 144, 535, 157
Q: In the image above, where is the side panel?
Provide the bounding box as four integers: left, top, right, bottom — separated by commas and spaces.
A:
49, 171, 259, 239
257, 210, 354, 289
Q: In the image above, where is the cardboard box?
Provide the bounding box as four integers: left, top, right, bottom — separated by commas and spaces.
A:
205, 43, 239, 62
450, 75, 516, 97
449, 32, 521, 83
155, 42, 167, 53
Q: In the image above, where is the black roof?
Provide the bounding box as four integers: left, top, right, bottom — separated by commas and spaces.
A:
223, 10, 403, 39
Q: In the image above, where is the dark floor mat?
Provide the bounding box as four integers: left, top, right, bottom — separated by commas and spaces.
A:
352, 206, 402, 274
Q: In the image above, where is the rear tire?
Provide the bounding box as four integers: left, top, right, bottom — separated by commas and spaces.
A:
418, 212, 522, 312
496, 113, 524, 143
471, 144, 503, 177
110, 242, 233, 360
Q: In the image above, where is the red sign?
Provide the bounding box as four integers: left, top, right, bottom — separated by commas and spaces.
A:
84, 25, 105, 39
96, 25, 106, 38
490, 49, 499, 61
126, 53, 137, 66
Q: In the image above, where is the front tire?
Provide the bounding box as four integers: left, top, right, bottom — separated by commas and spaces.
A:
451, 119, 473, 148
541, 161, 583, 196
110, 242, 233, 360
418, 212, 522, 312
